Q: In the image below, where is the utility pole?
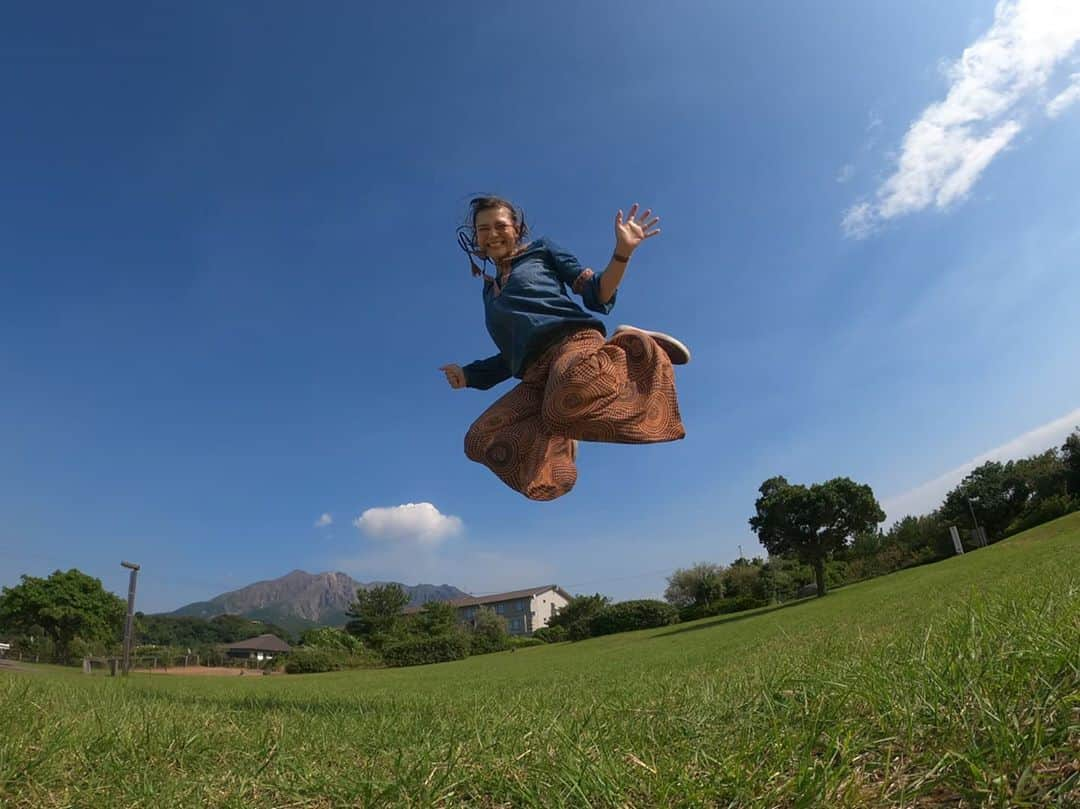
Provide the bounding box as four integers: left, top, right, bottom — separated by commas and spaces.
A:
966, 498, 985, 547
120, 561, 140, 675
966, 498, 979, 529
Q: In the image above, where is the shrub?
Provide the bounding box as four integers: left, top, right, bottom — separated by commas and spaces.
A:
549, 594, 610, 641
664, 563, 725, 609
716, 594, 769, 614
532, 625, 567, 643
506, 636, 545, 649
590, 599, 679, 636
299, 626, 365, 654
383, 633, 470, 667
470, 632, 509, 655
284, 648, 346, 674
284, 647, 380, 674
678, 595, 769, 622
469, 607, 510, 655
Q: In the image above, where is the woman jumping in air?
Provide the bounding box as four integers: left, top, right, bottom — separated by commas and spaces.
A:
440, 196, 689, 501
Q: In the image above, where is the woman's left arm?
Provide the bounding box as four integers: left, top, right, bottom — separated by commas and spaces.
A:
598, 204, 661, 304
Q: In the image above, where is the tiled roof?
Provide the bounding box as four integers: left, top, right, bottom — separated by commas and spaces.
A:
222, 633, 292, 652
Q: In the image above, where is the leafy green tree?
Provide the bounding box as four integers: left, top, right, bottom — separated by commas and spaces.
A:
939, 461, 1023, 542
141, 614, 290, 646
210, 614, 291, 643
0, 569, 126, 662
749, 476, 885, 598
469, 607, 509, 654
755, 556, 812, 601
548, 593, 610, 640
721, 561, 762, 601
1061, 429, 1080, 498
415, 600, 460, 637
874, 512, 951, 562
345, 584, 409, 649
1010, 450, 1068, 503
298, 626, 365, 653
663, 563, 725, 609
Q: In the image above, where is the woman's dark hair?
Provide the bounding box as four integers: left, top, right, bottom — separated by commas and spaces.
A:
457, 196, 529, 277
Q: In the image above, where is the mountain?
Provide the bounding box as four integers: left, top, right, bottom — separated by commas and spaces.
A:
166, 570, 467, 634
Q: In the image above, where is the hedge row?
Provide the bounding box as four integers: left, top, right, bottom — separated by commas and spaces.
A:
382, 634, 471, 667
590, 599, 679, 636
678, 594, 769, 622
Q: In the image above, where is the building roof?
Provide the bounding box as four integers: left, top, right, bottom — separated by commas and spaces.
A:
405, 584, 572, 614
222, 633, 292, 652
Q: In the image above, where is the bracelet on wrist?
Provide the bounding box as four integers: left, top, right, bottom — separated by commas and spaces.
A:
612, 252, 631, 263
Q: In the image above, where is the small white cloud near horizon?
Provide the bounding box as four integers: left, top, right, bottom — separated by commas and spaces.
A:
314, 513, 333, 528
843, 0, 1080, 238
353, 502, 463, 546
881, 407, 1080, 523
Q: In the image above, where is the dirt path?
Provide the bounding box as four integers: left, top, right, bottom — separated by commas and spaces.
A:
136, 665, 278, 677
0, 658, 34, 673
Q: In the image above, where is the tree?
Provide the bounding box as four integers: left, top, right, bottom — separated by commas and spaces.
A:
1062, 429, 1080, 498
939, 461, 1021, 542
721, 561, 762, 601
749, 476, 885, 598
469, 607, 509, 654
415, 600, 460, 637
1010, 449, 1067, 503
344, 584, 409, 649
298, 626, 364, 654
0, 569, 126, 662
548, 593, 610, 640
663, 563, 725, 609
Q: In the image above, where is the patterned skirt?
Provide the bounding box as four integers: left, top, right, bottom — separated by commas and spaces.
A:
464, 328, 685, 501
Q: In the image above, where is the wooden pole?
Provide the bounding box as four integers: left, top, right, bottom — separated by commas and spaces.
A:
120, 561, 140, 676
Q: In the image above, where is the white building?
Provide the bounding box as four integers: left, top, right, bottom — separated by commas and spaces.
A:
408, 584, 572, 636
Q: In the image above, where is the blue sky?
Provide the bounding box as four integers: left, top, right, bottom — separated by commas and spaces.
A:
3, 1, 1079, 613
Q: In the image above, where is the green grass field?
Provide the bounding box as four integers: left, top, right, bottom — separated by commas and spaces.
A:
2, 515, 1077, 808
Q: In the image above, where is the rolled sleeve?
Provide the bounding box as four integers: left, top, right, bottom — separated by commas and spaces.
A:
462, 354, 512, 390
546, 240, 616, 315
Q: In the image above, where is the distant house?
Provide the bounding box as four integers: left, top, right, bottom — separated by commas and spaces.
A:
222, 634, 291, 662
406, 585, 572, 636
0, 641, 10, 657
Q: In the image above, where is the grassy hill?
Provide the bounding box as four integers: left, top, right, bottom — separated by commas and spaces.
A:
2, 513, 1077, 807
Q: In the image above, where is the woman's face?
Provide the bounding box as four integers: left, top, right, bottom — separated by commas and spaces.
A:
474, 206, 519, 262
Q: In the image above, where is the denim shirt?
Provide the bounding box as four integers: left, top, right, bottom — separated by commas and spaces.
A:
462, 237, 617, 389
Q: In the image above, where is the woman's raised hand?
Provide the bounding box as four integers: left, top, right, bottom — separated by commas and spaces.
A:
614, 203, 661, 256
439, 364, 466, 389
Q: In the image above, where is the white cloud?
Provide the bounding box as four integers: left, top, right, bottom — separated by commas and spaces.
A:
353, 502, 463, 546
881, 407, 1080, 522
1046, 72, 1080, 117
314, 513, 333, 528
843, 0, 1080, 237
841, 202, 875, 239
836, 163, 856, 184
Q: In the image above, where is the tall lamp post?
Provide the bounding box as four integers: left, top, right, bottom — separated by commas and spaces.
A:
966, 497, 984, 547
120, 561, 140, 675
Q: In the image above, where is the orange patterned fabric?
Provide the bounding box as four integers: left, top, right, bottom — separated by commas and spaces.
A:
464, 328, 685, 501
